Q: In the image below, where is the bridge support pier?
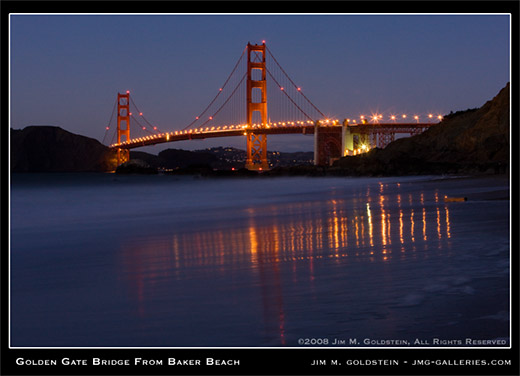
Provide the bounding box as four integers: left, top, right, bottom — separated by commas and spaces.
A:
314, 120, 380, 166
314, 121, 343, 166
340, 120, 378, 156
342, 120, 354, 154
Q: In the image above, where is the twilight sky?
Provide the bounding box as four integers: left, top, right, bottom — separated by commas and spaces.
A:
9, 13, 510, 153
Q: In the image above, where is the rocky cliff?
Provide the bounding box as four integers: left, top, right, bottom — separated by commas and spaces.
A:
334, 83, 510, 175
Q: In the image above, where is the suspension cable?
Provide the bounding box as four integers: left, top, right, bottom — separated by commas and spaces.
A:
102, 96, 118, 145
266, 67, 314, 121
197, 73, 247, 128
183, 45, 247, 130
129, 95, 162, 133
266, 45, 325, 118
130, 114, 159, 135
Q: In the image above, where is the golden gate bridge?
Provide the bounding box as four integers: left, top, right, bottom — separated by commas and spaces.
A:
103, 42, 441, 170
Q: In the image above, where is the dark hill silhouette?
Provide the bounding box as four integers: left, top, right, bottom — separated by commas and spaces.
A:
10, 126, 118, 172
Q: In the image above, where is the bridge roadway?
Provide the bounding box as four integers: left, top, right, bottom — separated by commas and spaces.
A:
111, 122, 437, 150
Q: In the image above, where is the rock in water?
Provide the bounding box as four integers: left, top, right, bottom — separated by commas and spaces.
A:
115, 159, 158, 174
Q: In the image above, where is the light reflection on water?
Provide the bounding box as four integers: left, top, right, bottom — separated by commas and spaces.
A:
119, 183, 456, 346
122, 187, 452, 268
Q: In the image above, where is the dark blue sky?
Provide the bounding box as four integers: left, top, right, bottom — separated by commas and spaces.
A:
10, 14, 510, 152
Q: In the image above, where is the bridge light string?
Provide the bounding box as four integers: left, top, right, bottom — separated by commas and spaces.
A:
347, 112, 443, 125
113, 113, 441, 148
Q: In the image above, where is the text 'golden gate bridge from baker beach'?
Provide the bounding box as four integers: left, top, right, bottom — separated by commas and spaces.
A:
103, 41, 441, 170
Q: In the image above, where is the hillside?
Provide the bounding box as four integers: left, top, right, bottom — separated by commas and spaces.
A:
333, 82, 510, 175
10, 126, 118, 172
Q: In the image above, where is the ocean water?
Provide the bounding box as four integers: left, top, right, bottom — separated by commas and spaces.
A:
9, 173, 510, 347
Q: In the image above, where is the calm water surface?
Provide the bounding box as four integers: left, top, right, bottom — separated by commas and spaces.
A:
10, 173, 510, 347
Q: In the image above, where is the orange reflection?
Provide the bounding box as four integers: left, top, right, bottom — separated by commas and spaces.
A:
367, 203, 374, 247
422, 207, 428, 242
436, 207, 442, 240
380, 195, 387, 246
410, 208, 416, 243
399, 210, 404, 245
445, 205, 451, 238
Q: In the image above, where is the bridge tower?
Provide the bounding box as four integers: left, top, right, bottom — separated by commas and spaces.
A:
117, 92, 130, 165
245, 42, 269, 171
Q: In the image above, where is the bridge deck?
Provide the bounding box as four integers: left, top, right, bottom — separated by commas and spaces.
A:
111, 123, 437, 150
